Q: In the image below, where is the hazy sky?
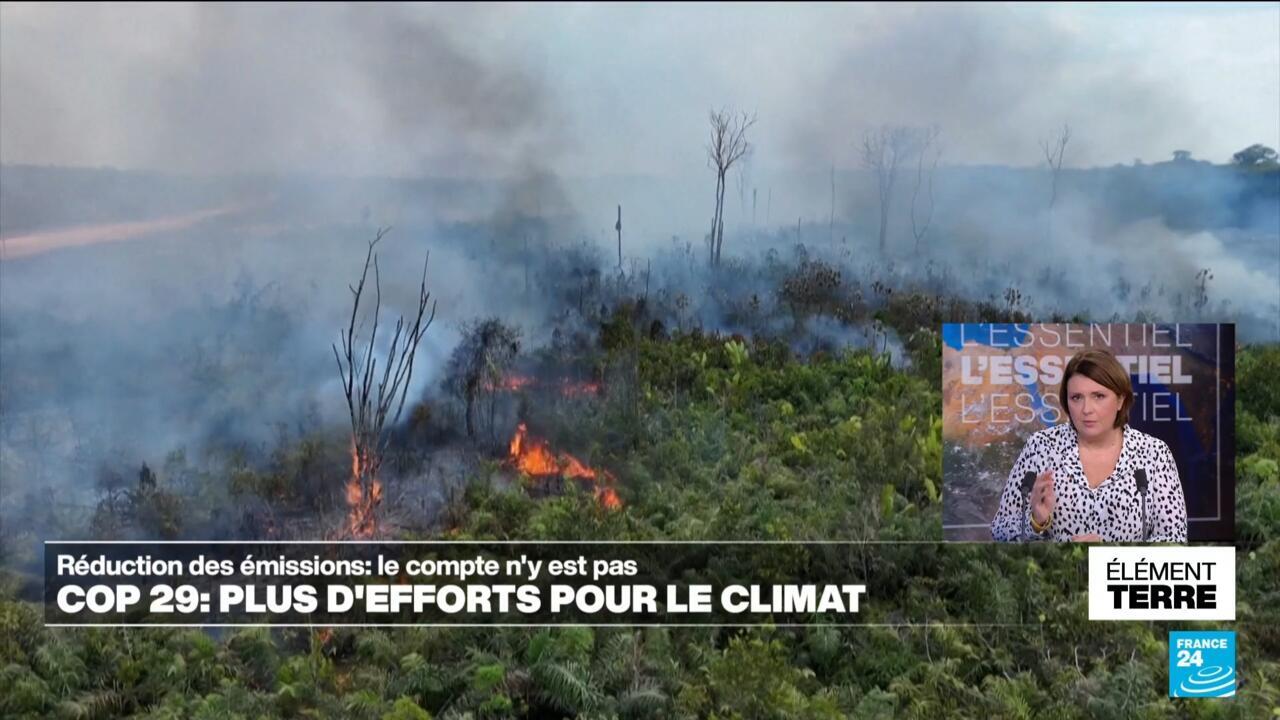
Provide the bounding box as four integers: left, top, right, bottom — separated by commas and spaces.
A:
2, 2, 1277, 177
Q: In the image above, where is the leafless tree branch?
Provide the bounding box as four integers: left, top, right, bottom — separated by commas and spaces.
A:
1041, 124, 1071, 243
863, 125, 913, 253
706, 108, 757, 267
332, 227, 436, 537
911, 125, 943, 251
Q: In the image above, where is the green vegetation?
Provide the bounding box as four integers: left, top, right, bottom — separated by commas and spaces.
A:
2, 329, 1277, 717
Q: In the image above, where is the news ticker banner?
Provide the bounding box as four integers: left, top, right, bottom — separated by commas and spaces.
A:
941, 323, 1235, 541
45, 542, 1236, 627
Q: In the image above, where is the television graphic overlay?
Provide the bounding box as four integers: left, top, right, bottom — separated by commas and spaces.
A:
2, 3, 1278, 717
941, 323, 1235, 541
1169, 631, 1237, 698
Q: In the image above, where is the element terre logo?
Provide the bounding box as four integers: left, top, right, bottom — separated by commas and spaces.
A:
1169, 631, 1236, 698
1088, 547, 1235, 621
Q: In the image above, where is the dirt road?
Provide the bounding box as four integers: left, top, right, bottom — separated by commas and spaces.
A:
0, 203, 251, 260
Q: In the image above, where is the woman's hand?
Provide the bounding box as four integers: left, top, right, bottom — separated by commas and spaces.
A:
1071, 533, 1103, 542
1031, 469, 1055, 526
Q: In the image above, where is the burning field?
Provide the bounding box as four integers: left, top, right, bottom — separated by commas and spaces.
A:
345, 440, 383, 538
485, 374, 602, 398
507, 422, 622, 510
1, 190, 1277, 720
1, 3, 1278, 717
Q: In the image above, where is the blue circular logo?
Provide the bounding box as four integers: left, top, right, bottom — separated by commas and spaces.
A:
1176, 665, 1236, 696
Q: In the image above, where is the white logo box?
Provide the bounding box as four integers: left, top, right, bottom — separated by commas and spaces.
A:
1088, 546, 1235, 621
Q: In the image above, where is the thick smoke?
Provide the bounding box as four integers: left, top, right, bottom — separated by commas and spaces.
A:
787, 4, 1212, 170
0, 4, 564, 177
0, 4, 1276, 539
0, 3, 574, 533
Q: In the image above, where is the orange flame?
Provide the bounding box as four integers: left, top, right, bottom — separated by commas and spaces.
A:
346, 441, 382, 538
486, 375, 602, 398
507, 423, 620, 510
484, 374, 536, 392
596, 486, 622, 510
559, 380, 602, 398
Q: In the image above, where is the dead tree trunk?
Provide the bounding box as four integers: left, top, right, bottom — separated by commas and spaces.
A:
1041, 124, 1070, 245
911, 126, 942, 252
829, 164, 835, 244
615, 204, 623, 270
708, 174, 725, 266
863, 126, 910, 255
706, 108, 756, 267
333, 228, 436, 537
464, 379, 478, 439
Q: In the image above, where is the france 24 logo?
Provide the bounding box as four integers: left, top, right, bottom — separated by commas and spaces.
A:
1169, 631, 1236, 698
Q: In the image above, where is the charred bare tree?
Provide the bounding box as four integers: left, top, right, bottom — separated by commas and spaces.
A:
443, 318, 521, 445
1040, 124, 1071, 244
829, 164, 836, 244
707, 108, 756, 267
1194, 268, 1214, 317
89, 462, 184, 539
615, 204, 623, 271
863, 125, 912, 254
333, 228, 436, 537
910, 126, 942, 252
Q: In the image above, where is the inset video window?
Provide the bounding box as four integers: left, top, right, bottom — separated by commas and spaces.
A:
942, 323, 1235, 542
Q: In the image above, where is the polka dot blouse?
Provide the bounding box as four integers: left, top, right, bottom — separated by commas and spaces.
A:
990, 423, 1188, 542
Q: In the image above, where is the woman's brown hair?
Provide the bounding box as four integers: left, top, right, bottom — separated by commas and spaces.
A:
1059, 348, 1134, 428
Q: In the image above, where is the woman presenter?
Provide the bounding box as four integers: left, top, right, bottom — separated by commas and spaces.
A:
991, 349, 1187, 542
